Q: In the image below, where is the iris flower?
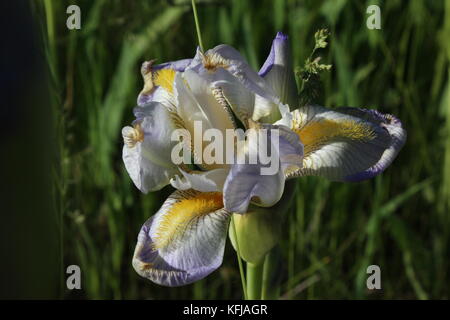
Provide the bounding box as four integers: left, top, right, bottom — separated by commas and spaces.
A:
122, 32, 406, 287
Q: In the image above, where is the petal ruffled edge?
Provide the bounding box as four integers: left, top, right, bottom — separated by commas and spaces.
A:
122, 102, 179, 193
259, 32, 289, 77
284, 105, 406, 182
170, 168, 229, 192
132, 190, 230, 286
338, 108, 407, 182
258, 32, 298, 107
223, 124, 303, 213
137, 59, 190, 106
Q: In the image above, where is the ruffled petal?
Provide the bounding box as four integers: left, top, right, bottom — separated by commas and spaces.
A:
182, 69, 236, 133
173, 72, 235, 169
170, 168, 229, 192
187, 46, 282, 124
223, 125, 303, 213
210, 74, 255, 124
259, 32, 298, 107
209, 45, 278, 102
137, 60, 181, 106
122, 102, 179, 193
285, 105, 406, 181
223, 163, 285, 213
173, 71, 212, 131
269, 124, 304, 171
153, 59, 192, 72
334, 107, 407, 181
132, 190, 230, 286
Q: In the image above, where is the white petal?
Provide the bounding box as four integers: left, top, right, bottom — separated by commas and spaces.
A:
253, 95, 282, 123
259, 32, 298, 107
132, 190, 230, 286
174, 72, 211, 131
187, 45, 283, 124
211, 76, 255, 123
170, 168, 229, 192
182, 69, 235, 133
210, 45, 278, 101
122, 102, 179, 193
285, 105, 406, 181
222, 125, 302, 213
223, 163, 285, 213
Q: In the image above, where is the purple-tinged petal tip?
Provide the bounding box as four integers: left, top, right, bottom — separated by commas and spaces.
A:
275, 31, 288, 40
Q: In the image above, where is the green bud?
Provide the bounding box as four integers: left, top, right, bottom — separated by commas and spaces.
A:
228, 180, 296, 264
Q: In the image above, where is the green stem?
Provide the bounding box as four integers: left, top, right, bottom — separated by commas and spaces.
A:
261, 247, 281, 299
43, 0, 55, 52
246, 261, 264, 300
230, 216, 247, 300
191, 0, 205, 52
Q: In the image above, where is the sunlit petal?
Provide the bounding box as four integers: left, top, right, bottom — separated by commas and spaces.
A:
173, 72, 211, 130
269, 123, 304, 171
223, 162, 285, 213
285, 105, 406, 181
223, 125, 302, 213
211, 74, 255, 124
132, 190, 230, 287
170, 168, 229, 192
122, 102, 179, 193
153, 59, 192, 72
210, 45, 278, 101
137, 60, 184, 106
259, 32, 298, 108
183, 69, 236, 132
187, 46, 282, 124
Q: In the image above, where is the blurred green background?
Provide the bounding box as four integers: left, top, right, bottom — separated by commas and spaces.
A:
24, 0, 450, 299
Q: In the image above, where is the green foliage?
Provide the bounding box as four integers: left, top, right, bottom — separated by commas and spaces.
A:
37, 0, 449, 299
297, 28, 332, 106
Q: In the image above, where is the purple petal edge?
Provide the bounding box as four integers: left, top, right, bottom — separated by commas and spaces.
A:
342, 108, 406, 182
137, 59, 192, 106
258, 32, 289, 77
152, 58, 192, 72
133, 217, 225, 287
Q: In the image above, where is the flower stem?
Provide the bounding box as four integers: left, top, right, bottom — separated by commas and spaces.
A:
191, 0, 205, 52
247, 261, 264, 300
230, 215, 247, 300
261, 247, 281, 299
